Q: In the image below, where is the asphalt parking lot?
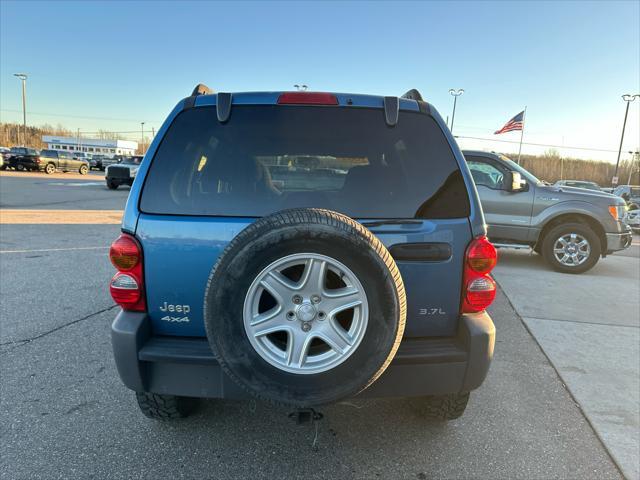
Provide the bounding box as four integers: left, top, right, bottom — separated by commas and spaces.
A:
1, 171, 636, 479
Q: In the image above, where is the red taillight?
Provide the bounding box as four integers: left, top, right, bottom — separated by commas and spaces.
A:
466, 236, 497, 273
36, 157, 42, 163
277, 92, 339, 105
461, 236, 498, 313
109, 233, 146, 311
110, 234, 140, 271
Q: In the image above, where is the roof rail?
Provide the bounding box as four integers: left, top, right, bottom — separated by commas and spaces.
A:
184, 83, 213, 110
191, 83, 213, 96
401, 89, 424, 102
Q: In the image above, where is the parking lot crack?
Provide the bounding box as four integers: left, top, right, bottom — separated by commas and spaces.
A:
0, 305, 118, 352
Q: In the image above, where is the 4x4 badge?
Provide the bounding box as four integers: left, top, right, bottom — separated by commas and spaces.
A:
161, 315, 190, 323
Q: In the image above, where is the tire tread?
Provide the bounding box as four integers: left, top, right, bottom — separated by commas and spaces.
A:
135, 392, 196, 420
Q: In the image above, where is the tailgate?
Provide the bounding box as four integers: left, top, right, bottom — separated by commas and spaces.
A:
137, 214, 471, 338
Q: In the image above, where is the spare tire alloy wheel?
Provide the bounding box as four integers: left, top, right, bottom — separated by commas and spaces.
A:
243, 253, 368, 374
204, 208, 406, 407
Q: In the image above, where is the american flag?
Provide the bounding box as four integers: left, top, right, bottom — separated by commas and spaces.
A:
494, 111, 525, 134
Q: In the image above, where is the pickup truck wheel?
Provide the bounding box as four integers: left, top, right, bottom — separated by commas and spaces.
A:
44, 163, 56, 174
410, 392, 470, 420
135, 392, 198, 420
106, 180, 119, 190
204, 208, 406, 407
542, 223, 601, 274
79, 164, 88, 175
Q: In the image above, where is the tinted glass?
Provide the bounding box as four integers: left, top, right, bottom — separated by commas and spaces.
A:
141, 106, 469, 219
466, 157, 505, 189
40, 150, 57, 158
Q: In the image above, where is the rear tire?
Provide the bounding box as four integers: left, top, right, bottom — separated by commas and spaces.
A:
79, 164, 88, 175
15, 164, 24, 171
410, 392, 470, 420
542, 222, 600, 274
45, 163, 56, 174
135, 392, 198, 420
107, 180, 119, 190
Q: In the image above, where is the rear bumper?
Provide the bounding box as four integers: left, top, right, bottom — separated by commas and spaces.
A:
106, 177, 132, 185
111, 311, 495, 399
606, 231, 632, 253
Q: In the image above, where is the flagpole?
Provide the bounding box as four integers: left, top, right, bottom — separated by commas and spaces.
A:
517, 106, 527, 164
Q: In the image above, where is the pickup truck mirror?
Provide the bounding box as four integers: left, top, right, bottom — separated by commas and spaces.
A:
505, 171, 527, 192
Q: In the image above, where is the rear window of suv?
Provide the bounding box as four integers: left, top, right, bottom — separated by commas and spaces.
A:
140, 105, 470, 219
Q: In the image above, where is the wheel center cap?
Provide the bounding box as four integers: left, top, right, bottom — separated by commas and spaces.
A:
296, 303, 317, 322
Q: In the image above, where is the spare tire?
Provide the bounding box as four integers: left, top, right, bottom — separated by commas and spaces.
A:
204, 208, 406, 407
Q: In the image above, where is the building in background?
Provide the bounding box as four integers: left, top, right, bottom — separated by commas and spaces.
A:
41, 135, 138, 157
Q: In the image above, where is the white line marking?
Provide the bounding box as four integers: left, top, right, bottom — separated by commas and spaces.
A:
47, 182, 105, 187
0, 246, 109, 254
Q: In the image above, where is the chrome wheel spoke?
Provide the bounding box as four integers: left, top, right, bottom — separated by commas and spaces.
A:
286, 331, 312, 368
317, 321, 352, 354
250, 309, 286, 337
299, 258, 327, 293
260, 270, 298, 301
323, 287, 362, 316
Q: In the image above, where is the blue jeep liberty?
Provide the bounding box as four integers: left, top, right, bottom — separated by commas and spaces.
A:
109, 85, 497, 420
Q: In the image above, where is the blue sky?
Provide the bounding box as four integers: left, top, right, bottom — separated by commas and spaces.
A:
1, 0, 638, 161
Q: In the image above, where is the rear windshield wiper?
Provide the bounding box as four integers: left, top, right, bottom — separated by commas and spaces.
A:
360, 219, 422, 228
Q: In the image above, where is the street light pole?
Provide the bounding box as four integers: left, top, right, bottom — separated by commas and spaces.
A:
614, 94, 639, 186
448, 89, 464, 135
141, 122, 145, 154
13, 73, 28, 146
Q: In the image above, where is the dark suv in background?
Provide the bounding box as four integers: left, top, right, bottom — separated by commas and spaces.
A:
109, 86, 497, 422
4, 147, 39, 171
